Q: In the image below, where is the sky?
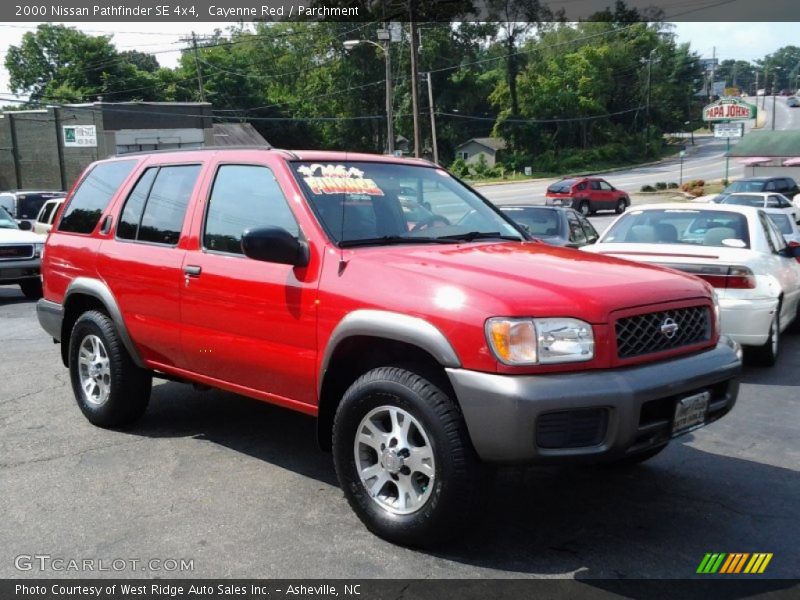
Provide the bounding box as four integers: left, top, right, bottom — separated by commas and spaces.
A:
0, 21, 798, 99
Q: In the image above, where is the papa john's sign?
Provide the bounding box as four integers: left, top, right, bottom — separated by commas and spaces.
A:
702, 98, 757, 122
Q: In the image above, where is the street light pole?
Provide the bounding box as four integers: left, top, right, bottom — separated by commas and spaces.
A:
344, 38, 394, 155
772, 73, 778, 130
424, 71, 439, 164
409, 20, 422, 158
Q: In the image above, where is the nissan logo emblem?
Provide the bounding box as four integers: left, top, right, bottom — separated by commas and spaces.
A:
660, 317, 680, 339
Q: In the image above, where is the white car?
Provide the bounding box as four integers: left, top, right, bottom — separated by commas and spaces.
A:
765, 207, 800, 244
33, 197, 64, 234
583, 203, 800, 365
0, 206, 45, 299
719, 192, 799, 223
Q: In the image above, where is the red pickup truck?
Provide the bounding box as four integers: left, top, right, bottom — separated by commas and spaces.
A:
37, 149, 740, 546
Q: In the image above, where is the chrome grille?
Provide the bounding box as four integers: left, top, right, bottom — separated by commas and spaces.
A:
616, 306, 710, 359
0, 245, 34, 260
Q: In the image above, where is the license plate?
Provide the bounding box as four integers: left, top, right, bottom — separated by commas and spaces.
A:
551, 199, 563, 206
672, 391, 710, 436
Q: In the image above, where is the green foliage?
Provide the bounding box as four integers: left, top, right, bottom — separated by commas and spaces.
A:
450, 157, 469, 178
668, 182, 679, 189
473, 153, 490, 176
655, 182, 667, 190
640, 185, 656, 192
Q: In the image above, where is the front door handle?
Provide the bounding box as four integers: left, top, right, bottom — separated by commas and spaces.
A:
184, 265, 202, 277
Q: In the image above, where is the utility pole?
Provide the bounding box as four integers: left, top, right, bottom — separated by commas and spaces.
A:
646, 50, 654, 128
709, 46, 715, 102
772, 72, 778, 130
384, 37, 394, 154
424, 72, 438, 164
755, 71, 759, 97
191, 32, 206, 103
408, 19, 421, 158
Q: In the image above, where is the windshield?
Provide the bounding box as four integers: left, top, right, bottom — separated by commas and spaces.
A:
500, 207, 561, 237
723, 195, 764, 207
0, 207, 19, 229
547, 179, 576, 194
16, 193, 62, 220
767, 212, 792, 234
291, 161, 522, 246
724, 180, 765, 193
602, 208, 751, 249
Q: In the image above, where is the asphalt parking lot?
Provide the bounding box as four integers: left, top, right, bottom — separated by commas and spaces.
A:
1, 285, 798, 580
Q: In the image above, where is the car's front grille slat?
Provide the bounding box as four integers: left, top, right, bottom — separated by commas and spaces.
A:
0, 245, 34, 260
616, 306, 710, 359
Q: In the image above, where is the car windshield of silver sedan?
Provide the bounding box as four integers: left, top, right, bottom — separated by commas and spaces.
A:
603, 209, 751, 248
291, 162, 522, 246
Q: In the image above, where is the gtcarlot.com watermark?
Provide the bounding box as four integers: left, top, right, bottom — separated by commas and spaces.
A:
15, 554, 194, 573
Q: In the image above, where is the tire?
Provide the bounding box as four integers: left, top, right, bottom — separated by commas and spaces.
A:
68, 310, 152, 428
750, 310, 780, 367
332, 366, 489, 547
602, 444, 667, 468
19, 278, 42, 299
615, 199, 627, 214
578, 201, 592, 216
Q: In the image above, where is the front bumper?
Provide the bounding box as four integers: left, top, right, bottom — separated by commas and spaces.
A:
446, 337, 741, 463
0, 258, 40, 283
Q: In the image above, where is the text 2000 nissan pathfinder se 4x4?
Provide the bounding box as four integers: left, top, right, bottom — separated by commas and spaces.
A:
37, 149, 741, 546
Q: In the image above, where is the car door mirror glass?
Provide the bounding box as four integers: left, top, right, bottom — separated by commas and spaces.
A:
242, 227, 309, 267
18, 220, 32, 231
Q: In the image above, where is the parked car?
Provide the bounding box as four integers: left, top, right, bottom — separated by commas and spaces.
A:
37, 150, 741, 546
498, 205, 599, 247
0, 190, 66, 229
719, 192, 799, 223
584, 203, 800, 366
545, 177, 630, 216
0, 206, 44, 298
713, 177, 799, 203
787, 96, 800, 108
33, 197, 65, 235
765, 207, 800, 244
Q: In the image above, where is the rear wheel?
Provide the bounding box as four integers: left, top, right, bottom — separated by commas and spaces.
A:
615, 199, 627, 214
332, 366, 489, 547
69, 310, 152, 428
751, 311, 780, 366
19, 279, 42, 299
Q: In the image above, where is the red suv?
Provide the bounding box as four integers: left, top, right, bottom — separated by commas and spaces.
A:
546, 177, 630, 215
37, 149, 740, 546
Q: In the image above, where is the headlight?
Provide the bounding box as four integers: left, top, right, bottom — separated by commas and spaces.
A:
486, 317, 594, 365
34, 242, 44, 258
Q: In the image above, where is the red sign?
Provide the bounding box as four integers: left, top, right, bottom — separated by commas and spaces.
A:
702, 99, 757, 122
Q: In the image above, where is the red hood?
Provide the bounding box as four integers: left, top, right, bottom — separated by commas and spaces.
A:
343, 241, 711, 323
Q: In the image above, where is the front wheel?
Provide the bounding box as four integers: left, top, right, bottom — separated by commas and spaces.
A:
578, 201, 592, 216
69, 310, 152, 428
332, 366, 489, 547
19, 278, 42, 299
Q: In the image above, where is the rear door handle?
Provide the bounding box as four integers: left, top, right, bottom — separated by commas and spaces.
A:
184, 265, 202, 277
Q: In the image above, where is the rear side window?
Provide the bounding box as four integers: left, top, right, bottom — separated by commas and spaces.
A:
59, 160, 136, 234
117, 165, 200, 246
204, 164, 299, 255
38, 201, 57, 224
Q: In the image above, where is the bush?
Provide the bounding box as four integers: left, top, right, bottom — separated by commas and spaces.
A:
473, 153, 490, 177
667, 182, 679, 189
450, 157, 469, 178
655, 182, 667, 190
641, 184, 656, 192
690, 186, 705, 197
681, 179, 705, 192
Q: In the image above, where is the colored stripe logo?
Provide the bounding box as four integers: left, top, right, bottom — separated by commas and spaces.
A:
697, 553, 773, 574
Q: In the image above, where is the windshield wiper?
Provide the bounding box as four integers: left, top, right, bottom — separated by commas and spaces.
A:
338, 235, 458, 248
436, 231, 523, 242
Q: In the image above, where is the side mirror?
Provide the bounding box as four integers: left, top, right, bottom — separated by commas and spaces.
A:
18, 220, 32, 231
241, 227, 309, 267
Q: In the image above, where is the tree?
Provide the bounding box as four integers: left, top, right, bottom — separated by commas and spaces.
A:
4, 24, 164, 103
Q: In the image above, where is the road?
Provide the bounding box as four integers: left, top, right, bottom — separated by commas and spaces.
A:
479, 95, 800, 208
1, 287, 798, 580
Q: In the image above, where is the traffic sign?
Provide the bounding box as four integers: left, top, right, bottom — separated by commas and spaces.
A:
714, 122, 744, 138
